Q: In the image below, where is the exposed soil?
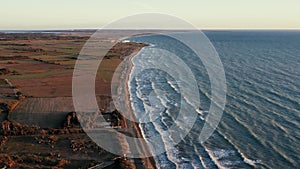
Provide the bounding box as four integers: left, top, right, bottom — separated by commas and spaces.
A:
0, 31, 154, 169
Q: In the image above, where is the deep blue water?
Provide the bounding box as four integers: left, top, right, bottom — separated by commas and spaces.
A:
127, 31, 300, 169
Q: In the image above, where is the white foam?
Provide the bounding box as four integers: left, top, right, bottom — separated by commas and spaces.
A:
204, 147, 260, 168
167, 80, 180, 93
193, 145, 211, 169
241, 153, 260, 166
211, 149, 235, 159
148, 116, 180, 169
196, 109, 206, 121
203, 148, 227, 169
216, 130, 261, 168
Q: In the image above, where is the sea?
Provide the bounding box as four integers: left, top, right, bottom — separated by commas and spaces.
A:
126, 30, 300, 169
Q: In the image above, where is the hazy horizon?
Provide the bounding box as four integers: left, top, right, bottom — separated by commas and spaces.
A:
1, 0, 300, 30
1, 28, 300, 31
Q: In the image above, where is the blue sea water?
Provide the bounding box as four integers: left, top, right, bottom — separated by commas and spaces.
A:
127, 31, 300, 169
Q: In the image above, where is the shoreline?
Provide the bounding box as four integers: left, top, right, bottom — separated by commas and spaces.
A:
119, 45, 157, 169
0, 32, 157, 168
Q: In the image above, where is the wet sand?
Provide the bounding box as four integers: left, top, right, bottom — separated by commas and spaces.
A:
116, 47, 157, 169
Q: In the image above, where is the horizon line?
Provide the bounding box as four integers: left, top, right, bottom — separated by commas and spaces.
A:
0, 28, 300, 31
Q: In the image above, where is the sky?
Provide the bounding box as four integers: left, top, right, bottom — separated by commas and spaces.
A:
1, 0, 300, 30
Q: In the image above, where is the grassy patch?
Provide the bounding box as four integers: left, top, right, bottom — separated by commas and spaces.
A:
3, 70, 72, 79
98, 58, 121, 82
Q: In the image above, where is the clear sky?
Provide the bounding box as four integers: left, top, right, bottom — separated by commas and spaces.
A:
1, 0, 299, 30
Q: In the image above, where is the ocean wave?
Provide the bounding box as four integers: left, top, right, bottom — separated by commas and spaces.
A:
127, 31, 300, 169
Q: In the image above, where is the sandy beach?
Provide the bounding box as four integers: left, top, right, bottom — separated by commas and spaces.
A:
0, 31, 157, 168
115, 45, 157, 169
